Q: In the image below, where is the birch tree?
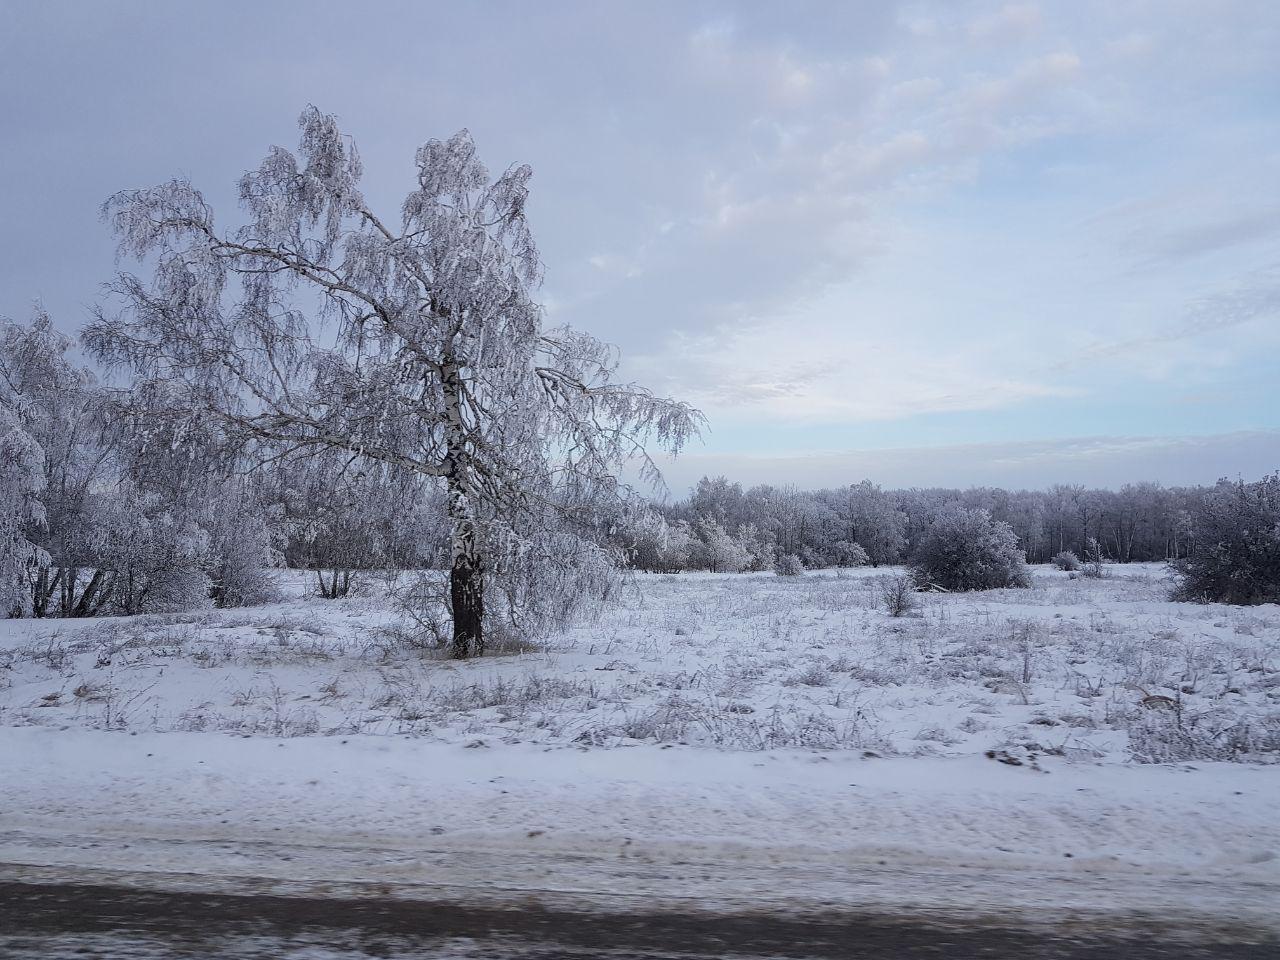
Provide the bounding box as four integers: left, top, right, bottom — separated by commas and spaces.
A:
86, 107, 701, 655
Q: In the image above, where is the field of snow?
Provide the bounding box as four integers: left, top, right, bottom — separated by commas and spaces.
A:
3, 564, 1279, 930
3, 564, 1278, 762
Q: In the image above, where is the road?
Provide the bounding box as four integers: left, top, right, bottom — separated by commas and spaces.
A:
1, 879, 1277, 959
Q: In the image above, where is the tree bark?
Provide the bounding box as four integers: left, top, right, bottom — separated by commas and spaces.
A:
441, 355, 485, 658
450, 541, 484, 659
71, 569, 107, 618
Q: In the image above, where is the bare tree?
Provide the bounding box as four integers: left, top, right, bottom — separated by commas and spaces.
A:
86, 107, 701, 655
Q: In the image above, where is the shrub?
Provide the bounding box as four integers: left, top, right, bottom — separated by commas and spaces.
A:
1129, 706, 1280, 763
1171, 474, 1280, 605
831, 540, 870, 568
774, 553, 805, 577
1080, 537, 1107, 579
1051, 550, 1080, 571
880, 572, 917, 616
203, 485, 283, 608
910, 504, 1031, 592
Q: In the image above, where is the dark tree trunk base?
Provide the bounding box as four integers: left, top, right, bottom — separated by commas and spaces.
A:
450, 558, 484, 658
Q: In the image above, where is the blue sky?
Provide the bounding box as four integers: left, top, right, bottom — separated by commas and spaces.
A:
1, 1, 1277, 491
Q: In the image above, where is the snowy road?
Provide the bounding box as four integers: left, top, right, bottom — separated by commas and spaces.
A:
2, 876, 1278, 959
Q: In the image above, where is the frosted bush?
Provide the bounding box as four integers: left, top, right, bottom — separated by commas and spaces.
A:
1171, 474, 1280, 605
1129, 707, 1280, 763
774, 553, 805, 577
880, 573, 917, 617
911, 504, 1031, 592
1052, 551, 1080, 571
831, 540, 870, 568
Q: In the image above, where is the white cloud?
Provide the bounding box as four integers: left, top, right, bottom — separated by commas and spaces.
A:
657, 431, 1280, 494
968, 3, 1044, 43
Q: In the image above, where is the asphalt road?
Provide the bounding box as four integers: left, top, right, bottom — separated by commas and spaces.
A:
1, 879, 1276, 959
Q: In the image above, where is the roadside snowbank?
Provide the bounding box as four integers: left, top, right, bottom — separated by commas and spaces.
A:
3, 725, 1277, 927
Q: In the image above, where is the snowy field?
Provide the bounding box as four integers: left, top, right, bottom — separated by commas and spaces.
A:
3, 564, 1278, 761
3, 564, 1279, 930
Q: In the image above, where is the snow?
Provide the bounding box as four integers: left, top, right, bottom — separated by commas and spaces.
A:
2, 564, 1278, 927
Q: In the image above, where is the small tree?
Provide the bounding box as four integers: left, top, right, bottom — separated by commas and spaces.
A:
774, 553, 804, 577
1171, 475, 1280, 605
911, 504, 1030, 592
201, 480, 282, 608
1080, 536, 1107, 579
880, 572, 917, 617
627, 515, 695, 573
86, 108, 700, 655
691, 517, 751, 573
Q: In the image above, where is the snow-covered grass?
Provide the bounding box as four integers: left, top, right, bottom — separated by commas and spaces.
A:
3, 564, 1278, 763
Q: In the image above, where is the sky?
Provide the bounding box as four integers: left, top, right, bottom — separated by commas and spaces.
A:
1, 0, 1277, 493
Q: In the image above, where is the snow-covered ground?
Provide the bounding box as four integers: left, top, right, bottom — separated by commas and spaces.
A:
2, 565, 1279, 930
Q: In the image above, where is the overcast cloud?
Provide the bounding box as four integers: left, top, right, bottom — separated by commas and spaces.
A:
2, 0, 1276, 491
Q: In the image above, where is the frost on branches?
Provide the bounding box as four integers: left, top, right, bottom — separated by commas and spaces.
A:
86, 107, 701, 656
0, 411, 46, 617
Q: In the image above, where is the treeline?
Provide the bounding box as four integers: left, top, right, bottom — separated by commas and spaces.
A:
626, 474, 1253, 573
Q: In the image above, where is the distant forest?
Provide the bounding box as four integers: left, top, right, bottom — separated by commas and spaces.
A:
632, 475, 1264, 572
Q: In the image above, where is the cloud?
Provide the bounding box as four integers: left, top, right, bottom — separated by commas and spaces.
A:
968, 3, 1044, 43
547, 19, 1099, 354
1050, 264, 1280, 372
1149, 209, 1280, 263
631, 307, 1076, 426
657, 430, 1280, 494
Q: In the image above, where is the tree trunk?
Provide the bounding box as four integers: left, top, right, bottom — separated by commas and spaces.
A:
33, 567, 61, 618
72, 569, 107, 618
441, 355, 485, 658
450, 546, 484, 658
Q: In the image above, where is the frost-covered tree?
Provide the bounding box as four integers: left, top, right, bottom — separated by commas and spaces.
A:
1172, 474, 1280, 605
0, 309, 112, 616
691, 517, 752, 573
747, 485, 805, 558
688, 476, 748, 531
911, 504, 1031, 592
86, 107, 700, 655
626, 514, 696, 573
832, 480, 906, 566
201, 479, 282, 608
94, 487, 213, 615
0, 409, 45, 617
830, 539, 870, 568
737, 522, 776, 572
